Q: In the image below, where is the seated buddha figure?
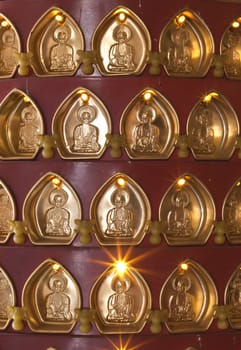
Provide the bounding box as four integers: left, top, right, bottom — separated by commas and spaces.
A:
0, 29, 18, 73
191, 107, 215, 154
18, 106, 40, 153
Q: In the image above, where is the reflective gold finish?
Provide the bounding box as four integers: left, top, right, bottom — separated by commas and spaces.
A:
224, 264, 241, 328
52, 88, 111, 159
23, 172, 82, 245
120, 88, 179, 159
222, 177, 241, 244
159, 174, 215, 245
90, 172, 151, 245
187, 91, 239, 160
92, 6, 151, 75
0, 89, 44, 159
159, 9, 214, 77
0, 180, 16, 243
160, 259, 218, 333
0, 267, 16, 330
22, 259, 81, 333
27, 7, 84, 77
221, 17, 241, 79
90, 263, 151, 334
0, 14, 21, 78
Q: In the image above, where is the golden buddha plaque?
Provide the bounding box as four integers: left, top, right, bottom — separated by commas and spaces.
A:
92, 6, 151, 75
23, 172, 82, 245
52, 87, 112, 159
90, 262, 151, 334
0, 179, 16, 244
27, 7, 84, 77
159, 174, 215, 245
22, 259, 81, 333
225, 263, 241, 328
159, 9, 214, 78
160, 259, 218, 333
0, 13, 21, 78
0, 266, 16, 330
0, 88, 44, 160
90, 173, 151, 245
120, 88, 179, 159
187, 91, 239, 160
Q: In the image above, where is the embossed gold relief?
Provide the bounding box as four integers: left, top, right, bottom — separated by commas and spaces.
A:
0, 89, 44, 159
159, 9, 214, 77
120, 88, 179, 159
22, 172, 82, 245
159, 174, 215, 246
52, 88, 111, 159
160, 260, 218, 333
222, 177, 241, 244
92, 6, 151, 75
0, 180, 16, 243
90, 173, 151, 245
22, 259, 81, 333
0, 267, 16, 329
27, 7, 84, 77
220, 16, 241, 80
187, 91, 239, 160
0, 14, 21, 78
90, 260, 151, 333
224, 264, 241, 329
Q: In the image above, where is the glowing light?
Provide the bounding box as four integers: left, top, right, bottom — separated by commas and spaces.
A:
115, 260, 127, 275
118, 12, 126, 22
180, 263, 188, 271
203, 92, 219, 104
55, 13, 65, 23
52, 177, 62, 188
237, 181, 241, 187
53, 263, 60, 272
232, 21, 240, 29
143, 91, 152, 102
117, 177, 126, 187
1, 20, 9, 28
23, 96, 30, 103
80, 92, 89, 103
177, 178, 186, 187
175, 14, 186, 26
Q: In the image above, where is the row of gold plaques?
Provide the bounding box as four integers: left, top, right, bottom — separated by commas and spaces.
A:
0, 88, 240, 160
2, 258, 235, 334
2, 171, 241, 246
1, 6, 241, 79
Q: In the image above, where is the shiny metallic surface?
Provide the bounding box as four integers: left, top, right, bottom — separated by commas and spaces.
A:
22, 259, 81, 333
90, 264, 151, 334
159, 174, 216, 246
92, 6, 151, 76
23, 172, 82, 245
225, 263, 241, 328
187, 91, 239, 160
52, 87, 111, 159
0, 89, 44, 160
159, 9, 214, 78
0, 267, 15, 329
0, 180, 16, 244
160, 259, 218, 333
120, 88, 179, 159
27, 7, 84, 77
90, 172, 151, 245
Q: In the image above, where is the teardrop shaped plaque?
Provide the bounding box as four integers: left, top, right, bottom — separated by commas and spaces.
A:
90, 173, 151, 245
23, 172, 82, 245
225, 263, 241, 328
159, 174, 215, 245
27, 7, 84, 76
0, 89, 44, 160
0, 266, 16, 329
90, 262, 151, 334
120, 88, 179, 159
0, 14, 21, 78
22, 259, 81, 333
0, 179, 16, 244
92, 6, 151, 75
159, 9, 214, 77
220, 17, 241, 80
187, 91, 239, 160
52, 87, 111, 159
222, 177, 241, 244
160, 259, 218, 333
